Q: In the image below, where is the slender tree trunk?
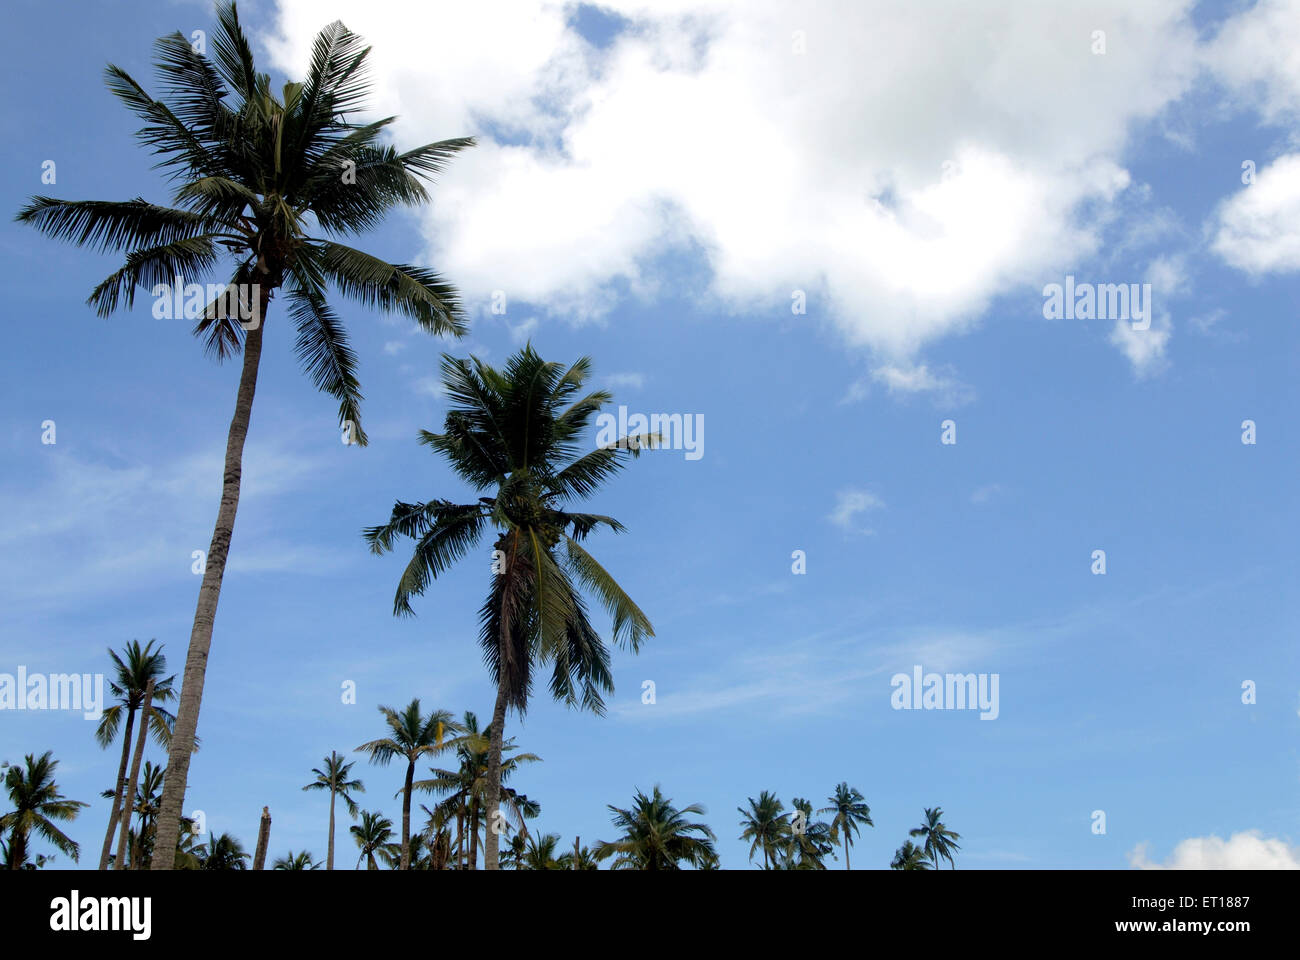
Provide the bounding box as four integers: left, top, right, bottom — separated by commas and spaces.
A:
400, 760, 414, 870
98, 703, 137, 869
7, 830, 26, 869
482, 667, 509, 870
469, 798, 480, 870
455, 806, 464, 870
844, 836, 851, 870
252, 806, 271, 870
153, 305, 267, 869
326, 787, 336, 871
115, 681, 154, 870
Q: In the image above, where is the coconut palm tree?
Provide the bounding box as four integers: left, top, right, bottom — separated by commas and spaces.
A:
819, 782, 872, 870
909, 807, 961, 869
355, 701, 460, 870
1, 753, 88, 869
365, 347, 656, 869
738, 790, 789, 870
594, 785, 716, 870
351, 810, 395, 871
14, 3, 473, 868
417, 804, 455, 871
782, 797, 835, 870
570, 836, 599, 871
198, 831, 248, 870
101, 760, 168, 869
890, 840, 931, 871
273, 850, 320, 870
500, 832, 528, 870
519, 832, 571, 870
94, 640, 177, 870
302, 750, 364, 870
414, 710, 540, 869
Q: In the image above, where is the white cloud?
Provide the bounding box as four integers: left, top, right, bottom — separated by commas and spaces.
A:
1211, 153, 1300, 275
267, 0, 1201, 365
382, 340, 406, 355
828, 488, 883, 532
603, 372, 646, 390
970, 483, 1003, 505
1204, 0, 1300, 124
1129, 831, 1300, 869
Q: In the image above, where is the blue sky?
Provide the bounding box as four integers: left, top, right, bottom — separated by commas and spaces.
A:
1, 0, 1298, 869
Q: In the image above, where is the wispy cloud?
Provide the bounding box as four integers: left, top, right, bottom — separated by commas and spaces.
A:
828, 488, 884, 533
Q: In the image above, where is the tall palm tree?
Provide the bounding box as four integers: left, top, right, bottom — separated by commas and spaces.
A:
890, 840, 931, 871
94, 639, 177, 870
909, 807, 961, 869
302, 750, 364, 871
594, 785, 716, 870
351, 810, 395, 871
273, 850, 320, 870
738, 790, 789, 870
101, 760, 169, 869
1, 752, 88, 869
15, 3, 473, 868
819, 782, 872, 871
519, 832, 571, 870
198, 831, 248, 870
355, 700, 460, 870
414, 709, 540, 869
365, 347, 656, 869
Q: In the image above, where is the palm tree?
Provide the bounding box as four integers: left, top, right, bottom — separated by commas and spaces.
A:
198, 831, 248, 870
351, 810, 395, 871
500, 832, 528, 870
738, 790, 789, 870
594, 785, 716, 870
101, 760, 169, 869
416, 804, 454, 870
14, 4, 473, 868
94, 639, 177, 870
783, 797, 835, 870
1, 753, 88, 869
273, 850, 320, 870
355, 701, 460, 870
414, 709, 540, 869
909, 807, 961, 869
519, 832, 571, 870
819, 782, 872, 870
365, 347, 656, 869
890, 840, 931, 871
302, 750, 364, 870
570, 836, 599, 871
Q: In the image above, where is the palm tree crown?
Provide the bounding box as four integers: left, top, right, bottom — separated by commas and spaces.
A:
819, 782, 872, 870
595, 785, 716, 870
1, 752, 88, 869
909, 806, 961, 869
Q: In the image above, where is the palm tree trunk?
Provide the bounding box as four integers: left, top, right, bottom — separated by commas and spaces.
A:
152, 304, 267, 869
482, 667, 509, 870
455, 806, 464, 870
115, 681, 154, 870
326, 786, 336, 871
844, 836, 851, 871
400, 760, 414, 870
252, 806, 271, 870
97, 703, 136, 869
469, 798, 479, 870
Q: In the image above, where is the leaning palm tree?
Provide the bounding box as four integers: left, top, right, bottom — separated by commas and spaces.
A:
94, 639, 177, 870
594, 785, 716, 871
302, 751, 365, 870
355, 701, 460, 870
351, 810, 395, 871
738, 790, 789, 870
365, 347, 656, 869
14, 3, 473, 868
890, 840, 931, 871
1, 752, 88, 869
909, 807, 961, 869
819, 782, 872, 871
198, 831, 248, 870
273, 850, 320, 870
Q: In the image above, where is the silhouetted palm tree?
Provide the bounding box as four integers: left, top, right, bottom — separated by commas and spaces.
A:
738, 790, 789, 869
273, 850, 320, 870
1, 752, 87, 869
819, 782, 872, 870
595, 785, 716, 870
351, 810, 395, 871
302, 750, 364, 870
910, 807, 961, 869
891, 840, 931, 871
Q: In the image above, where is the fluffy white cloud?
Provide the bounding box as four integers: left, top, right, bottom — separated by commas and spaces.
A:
1204, 0, 1300, 124
1211, 153, 1300, 275
267, 0, 1203, 364
1129, 831, 1300, 870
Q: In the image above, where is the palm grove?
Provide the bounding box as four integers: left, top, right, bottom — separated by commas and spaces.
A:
6, 2, 963, 871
